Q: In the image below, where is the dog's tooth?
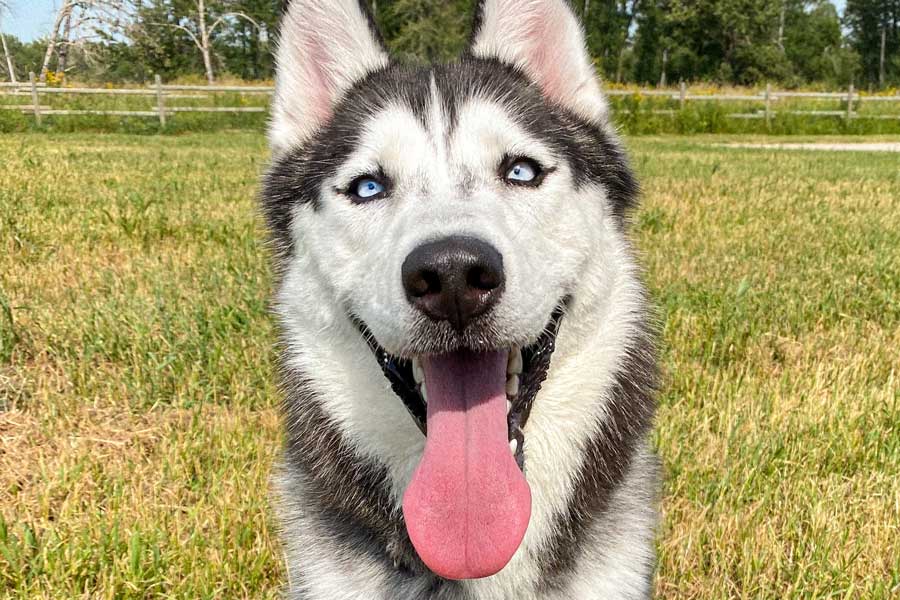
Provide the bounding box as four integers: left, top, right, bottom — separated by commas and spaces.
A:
412, 358, 425, 385
420, 385, 428, 404
510, 439, 518, 454
507, 348, 523, 375
507, 399, 512, 413
506, 374, 519, 398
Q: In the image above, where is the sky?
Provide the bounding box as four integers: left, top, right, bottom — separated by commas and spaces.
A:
2, 0, 59, 41
2, 0, 850, 42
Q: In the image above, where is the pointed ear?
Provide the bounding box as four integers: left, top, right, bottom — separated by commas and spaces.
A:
270, 0, 390, 154
469, 0, 608, 124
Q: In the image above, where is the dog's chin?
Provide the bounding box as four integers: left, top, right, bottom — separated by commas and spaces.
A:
352, 297, 569, 580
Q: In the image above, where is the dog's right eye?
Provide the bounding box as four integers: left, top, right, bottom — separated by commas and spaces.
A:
346, 174, 388, 203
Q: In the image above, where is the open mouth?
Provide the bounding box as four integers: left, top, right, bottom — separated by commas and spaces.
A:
355, 299, 569, 580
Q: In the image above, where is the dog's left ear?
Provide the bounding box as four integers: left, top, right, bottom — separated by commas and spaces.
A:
469, 0, 607, 124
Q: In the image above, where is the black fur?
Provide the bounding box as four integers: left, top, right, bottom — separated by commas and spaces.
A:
279, 367, 422, 573
279, 365, 469, 597
277, 317, 657, 594
267, 1, 652, 591
540, 317, 658, 589
467, 0, 488, 49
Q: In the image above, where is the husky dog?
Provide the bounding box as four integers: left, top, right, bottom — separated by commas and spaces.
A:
262, 0, 659, 598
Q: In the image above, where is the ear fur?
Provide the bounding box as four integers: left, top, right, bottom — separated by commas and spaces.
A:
469, 0, 608, 124
270, 0, 390, 154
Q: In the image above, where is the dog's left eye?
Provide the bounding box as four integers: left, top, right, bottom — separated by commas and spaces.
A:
347, 175, 387, 203
503, 157, 544, 187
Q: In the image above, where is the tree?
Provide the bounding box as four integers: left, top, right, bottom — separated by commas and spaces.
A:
845, 0, 900, 87
0, 0, 16, 82
630, 0, 799, 85
581, 0, 641, 83
37, 1, 136, 82
218, 0, 276, 79
376, 0, 474, 63
136, 0, 261, 84
39, 0, 74, 81
632, 0, 665, 84
784, 1, 845, 84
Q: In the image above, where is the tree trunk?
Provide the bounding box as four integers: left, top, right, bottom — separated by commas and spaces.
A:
777, 1, 786, 51
583, 0, 590, 19
251, 22, 261, 80
39, 1, 72, 82
659, 48, 669, 88
0, 30, 15, 83
197, 0, 215, 84
879, 25, 886, 89
57, 6, 74, 78
616, 47, 626, 83
615, 0, 638, 84
659, 47, 668, 88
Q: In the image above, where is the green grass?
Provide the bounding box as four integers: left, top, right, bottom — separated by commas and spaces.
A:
1, 133, 898, 598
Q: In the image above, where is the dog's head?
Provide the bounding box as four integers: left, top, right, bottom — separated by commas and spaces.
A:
264, 0, 638, 582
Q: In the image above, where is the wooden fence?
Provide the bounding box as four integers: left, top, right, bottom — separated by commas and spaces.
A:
0, 73, 270, 126
605, 82, 900, 123
3, 75, 900, 126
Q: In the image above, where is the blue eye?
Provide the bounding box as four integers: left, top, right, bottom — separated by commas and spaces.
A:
349, 175, 387, 202
504, 158, 543, 186
356, 179, 384, 198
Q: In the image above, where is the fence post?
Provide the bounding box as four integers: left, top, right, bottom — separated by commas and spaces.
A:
846, 83, 854, 123
679, 80, 687, 110
29, 72, 41, 126
764, 83, 771, 127
155, 74, 166, 128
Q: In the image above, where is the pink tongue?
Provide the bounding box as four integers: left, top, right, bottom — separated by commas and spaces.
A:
402, 350, 531, 580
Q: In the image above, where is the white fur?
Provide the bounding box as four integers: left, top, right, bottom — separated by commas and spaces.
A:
275, 89, 652, 598
269, 1, 656, 597
470, 0, 609, 124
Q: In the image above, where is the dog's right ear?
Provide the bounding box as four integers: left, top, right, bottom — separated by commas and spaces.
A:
270, 0, 390, 155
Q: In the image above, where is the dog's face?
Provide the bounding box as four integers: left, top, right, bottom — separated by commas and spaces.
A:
265, 0, 637, 582
266, 0, 636, 357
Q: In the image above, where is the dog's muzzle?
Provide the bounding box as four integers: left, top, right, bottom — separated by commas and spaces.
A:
352, 237, 570, 580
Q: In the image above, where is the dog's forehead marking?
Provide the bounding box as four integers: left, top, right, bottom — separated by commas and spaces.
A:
427, 73, 448, 162
337, 74, 544, 198
341, 77, 556, 197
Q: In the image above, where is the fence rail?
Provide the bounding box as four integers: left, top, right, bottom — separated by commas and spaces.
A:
0, 73, 274, 126
607, 82, 900, 122
2, 75, 900, 126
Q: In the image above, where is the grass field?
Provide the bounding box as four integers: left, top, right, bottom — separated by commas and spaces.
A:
1, 132, 898, 598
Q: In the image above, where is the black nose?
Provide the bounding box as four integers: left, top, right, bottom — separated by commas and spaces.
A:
402, 236, 505, 331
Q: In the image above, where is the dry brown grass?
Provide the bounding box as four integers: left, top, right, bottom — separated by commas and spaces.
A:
1, 133, 898, 597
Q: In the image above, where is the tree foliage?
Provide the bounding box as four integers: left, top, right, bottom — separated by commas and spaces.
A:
845, 0, 900, 86
0, 0, 898, 88
377, 0, 474, 63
